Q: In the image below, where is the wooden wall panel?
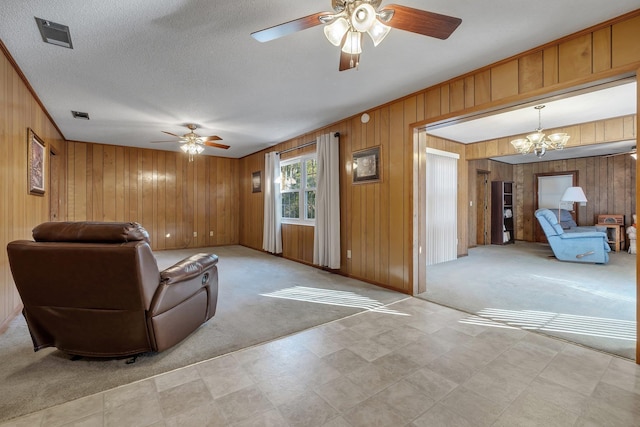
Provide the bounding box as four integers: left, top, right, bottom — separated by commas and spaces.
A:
519, 51, 544, 93
450, 79, 465, 112
543, 45, 559, 87
592, 27, 612, 73
474, 69, 492, 106
64, 142, 239, 251
0, 45, 66, 332
491, 60, 519, 100
559, 34, 593, 82
612, 14, 640, 68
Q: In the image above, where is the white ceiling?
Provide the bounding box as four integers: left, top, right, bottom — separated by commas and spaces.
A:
1, 1, 638, 159
428, 81, 638, 164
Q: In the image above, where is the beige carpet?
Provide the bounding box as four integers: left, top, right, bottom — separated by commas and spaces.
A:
417, 241, 636, 360
0, 245, 406, 423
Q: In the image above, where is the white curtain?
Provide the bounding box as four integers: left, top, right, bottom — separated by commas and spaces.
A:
426, 147, 458, 265
262, 151, 282, 254
313, 133, 341, 268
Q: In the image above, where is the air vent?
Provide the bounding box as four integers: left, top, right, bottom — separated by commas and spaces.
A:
71, 111, 90, 120
35, 17, 73, 49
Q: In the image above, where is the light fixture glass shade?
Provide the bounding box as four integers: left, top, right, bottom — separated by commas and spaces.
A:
510, 138, 529, 151
561, 186, 587, 203
342, 31, 362, 54
324, 17, 349, 46
351, 3, 376, 32
547, 133, 569, 149
526, 131, 546, 145
367, 19, 391, 46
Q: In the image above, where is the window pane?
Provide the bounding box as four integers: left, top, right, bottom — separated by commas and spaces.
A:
306, 159, 317, 189
282, 192, 300, 219
281, 162, 301, 191
306, 190, 316, 219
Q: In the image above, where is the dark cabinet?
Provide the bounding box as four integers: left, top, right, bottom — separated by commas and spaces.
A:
491, 181, 515, 245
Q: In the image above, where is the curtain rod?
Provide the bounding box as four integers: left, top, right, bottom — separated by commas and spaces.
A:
277, 132, 340, 155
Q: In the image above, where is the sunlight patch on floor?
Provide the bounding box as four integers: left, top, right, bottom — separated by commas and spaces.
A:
460, 308, 636, 341
261, 286, 409, 315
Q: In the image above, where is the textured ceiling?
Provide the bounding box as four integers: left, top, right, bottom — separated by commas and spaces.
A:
1, 1, 638, 158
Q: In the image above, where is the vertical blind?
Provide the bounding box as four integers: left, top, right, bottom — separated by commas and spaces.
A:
426, 148, 459, 265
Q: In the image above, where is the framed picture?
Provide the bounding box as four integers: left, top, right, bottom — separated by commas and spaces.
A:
252, 171, 262, 193
28, 128, 46, 195
352, 146, 381, 184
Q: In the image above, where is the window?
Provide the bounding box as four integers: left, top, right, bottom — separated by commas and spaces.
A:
280, 155, 317, 225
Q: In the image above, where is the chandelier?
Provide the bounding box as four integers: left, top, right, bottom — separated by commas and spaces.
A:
322, 1, 394, 57
510, 105, 570, 158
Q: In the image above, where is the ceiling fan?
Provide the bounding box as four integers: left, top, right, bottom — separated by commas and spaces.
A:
151, 124, 229, 161
251, 0, 462, 71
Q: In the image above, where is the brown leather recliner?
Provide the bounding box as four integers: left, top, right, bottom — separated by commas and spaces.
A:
7, 221, 218, 358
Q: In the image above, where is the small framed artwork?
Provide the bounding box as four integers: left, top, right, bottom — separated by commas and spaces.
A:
252, 171, 262, 193
352, 146, 381, 184
28, 128, 46, 195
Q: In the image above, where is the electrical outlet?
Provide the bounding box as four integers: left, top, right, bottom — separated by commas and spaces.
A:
193, 231, 197, 237
209, 231, 214, 237
347, 250, 352, 259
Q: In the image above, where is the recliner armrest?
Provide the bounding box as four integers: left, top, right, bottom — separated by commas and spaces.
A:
559, 232, 607, 240
160, 253, 218, 285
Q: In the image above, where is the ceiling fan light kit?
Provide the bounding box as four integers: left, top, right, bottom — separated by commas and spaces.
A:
510, 105, 570, 158
150, 123, 229, 161
251, 0, 461, 71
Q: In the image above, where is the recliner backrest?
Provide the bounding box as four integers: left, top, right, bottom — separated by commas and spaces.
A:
535, 209, 565, 237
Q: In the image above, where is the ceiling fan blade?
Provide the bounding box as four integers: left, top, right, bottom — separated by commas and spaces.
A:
202, 135, 223, 141
383, 4, 462, 40
339, 50, 360, 71
203, 141, 230, 149
251, 12, 329, 43
161, 131, 182, 138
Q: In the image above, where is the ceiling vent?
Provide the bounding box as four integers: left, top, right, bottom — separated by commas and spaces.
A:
71, 111, 90, 120
35, 17, 73, 49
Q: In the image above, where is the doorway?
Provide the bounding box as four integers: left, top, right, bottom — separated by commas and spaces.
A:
476, 171, 490, 245
412, 76, 638, 362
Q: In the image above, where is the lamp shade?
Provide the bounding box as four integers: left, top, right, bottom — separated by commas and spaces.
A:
561, 186, 587, 203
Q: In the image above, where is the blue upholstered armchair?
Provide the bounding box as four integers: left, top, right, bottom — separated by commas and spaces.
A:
535, 208, 610, 264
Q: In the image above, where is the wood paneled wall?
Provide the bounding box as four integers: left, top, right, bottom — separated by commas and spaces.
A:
66, 142, 239, 250
239, 10, 640, 295
0, 43, 67, 331
515, 155, 636, 242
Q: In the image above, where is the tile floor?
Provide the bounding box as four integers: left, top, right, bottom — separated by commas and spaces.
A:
2, 297, 639, 427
